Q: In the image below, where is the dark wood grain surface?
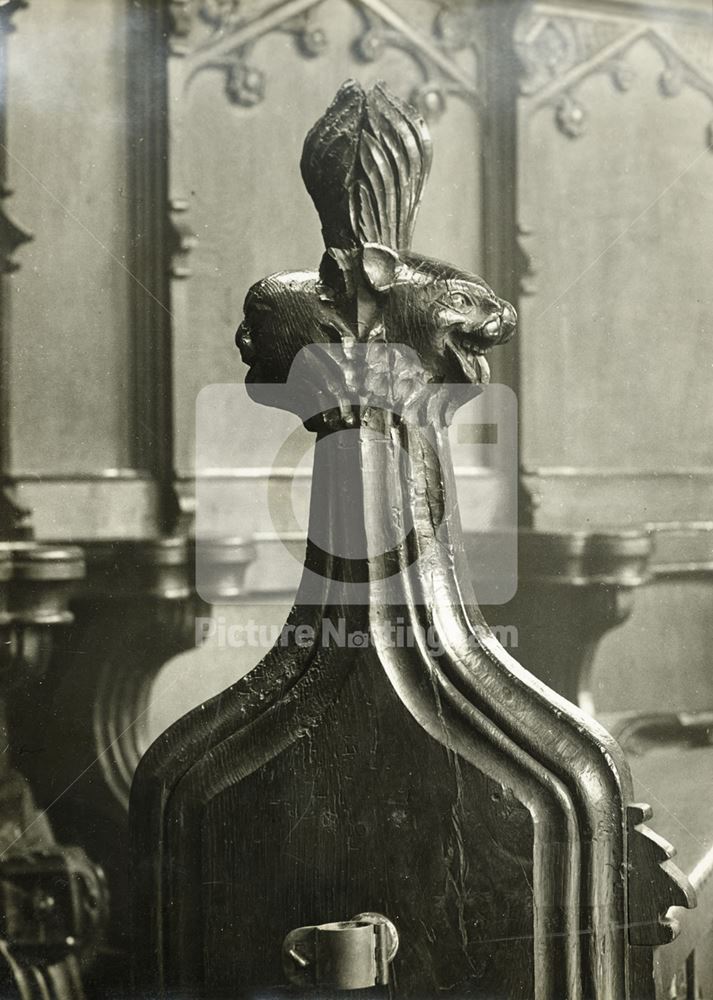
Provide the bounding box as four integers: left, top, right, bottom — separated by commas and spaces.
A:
201, 644, 534, 998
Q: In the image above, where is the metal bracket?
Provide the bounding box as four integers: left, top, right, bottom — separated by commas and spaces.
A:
282, 912, 399, 990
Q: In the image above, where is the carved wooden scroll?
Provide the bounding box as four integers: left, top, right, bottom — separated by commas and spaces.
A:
130, 81, 694, 999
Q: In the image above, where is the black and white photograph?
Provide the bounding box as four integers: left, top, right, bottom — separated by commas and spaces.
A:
0, 0, 711, 997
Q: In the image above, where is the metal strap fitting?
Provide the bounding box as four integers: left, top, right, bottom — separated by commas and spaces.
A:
282, 911, 399, 990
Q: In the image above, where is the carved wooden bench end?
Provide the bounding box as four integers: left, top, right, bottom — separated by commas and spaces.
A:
130, 80, 694, 1000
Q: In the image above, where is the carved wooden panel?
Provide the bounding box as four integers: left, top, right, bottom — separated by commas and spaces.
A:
0, 0, 169, 539
510, 2, 713, 771
7, 0, 132, 476
514, 1, 713, 527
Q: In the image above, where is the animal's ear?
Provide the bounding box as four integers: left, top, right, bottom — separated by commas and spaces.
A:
361, 243, 400, 292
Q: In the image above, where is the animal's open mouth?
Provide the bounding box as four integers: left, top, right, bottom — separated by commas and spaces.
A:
445, 331, 491, 384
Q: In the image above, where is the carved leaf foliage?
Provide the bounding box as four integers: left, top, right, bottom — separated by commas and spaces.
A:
350, 82, 432, 251
300, 79, 432, 252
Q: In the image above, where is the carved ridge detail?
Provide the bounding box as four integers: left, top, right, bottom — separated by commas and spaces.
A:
627, 803, 697, 946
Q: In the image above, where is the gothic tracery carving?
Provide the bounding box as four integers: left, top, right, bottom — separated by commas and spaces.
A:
168, 0, 480, 120
515, 11, 713, 142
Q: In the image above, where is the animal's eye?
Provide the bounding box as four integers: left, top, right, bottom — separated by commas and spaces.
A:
449, 292, 472, 310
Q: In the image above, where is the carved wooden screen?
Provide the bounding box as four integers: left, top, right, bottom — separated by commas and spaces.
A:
516, 0, 713, 527
511, 0, 713, 717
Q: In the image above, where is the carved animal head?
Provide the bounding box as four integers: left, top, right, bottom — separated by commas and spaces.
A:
236, 272, 329, 386
236, 248, 515, 388
359, 244, 516, 385
236, 80, 516, 401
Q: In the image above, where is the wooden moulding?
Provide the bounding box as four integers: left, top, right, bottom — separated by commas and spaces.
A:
0, 543, 85, 683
